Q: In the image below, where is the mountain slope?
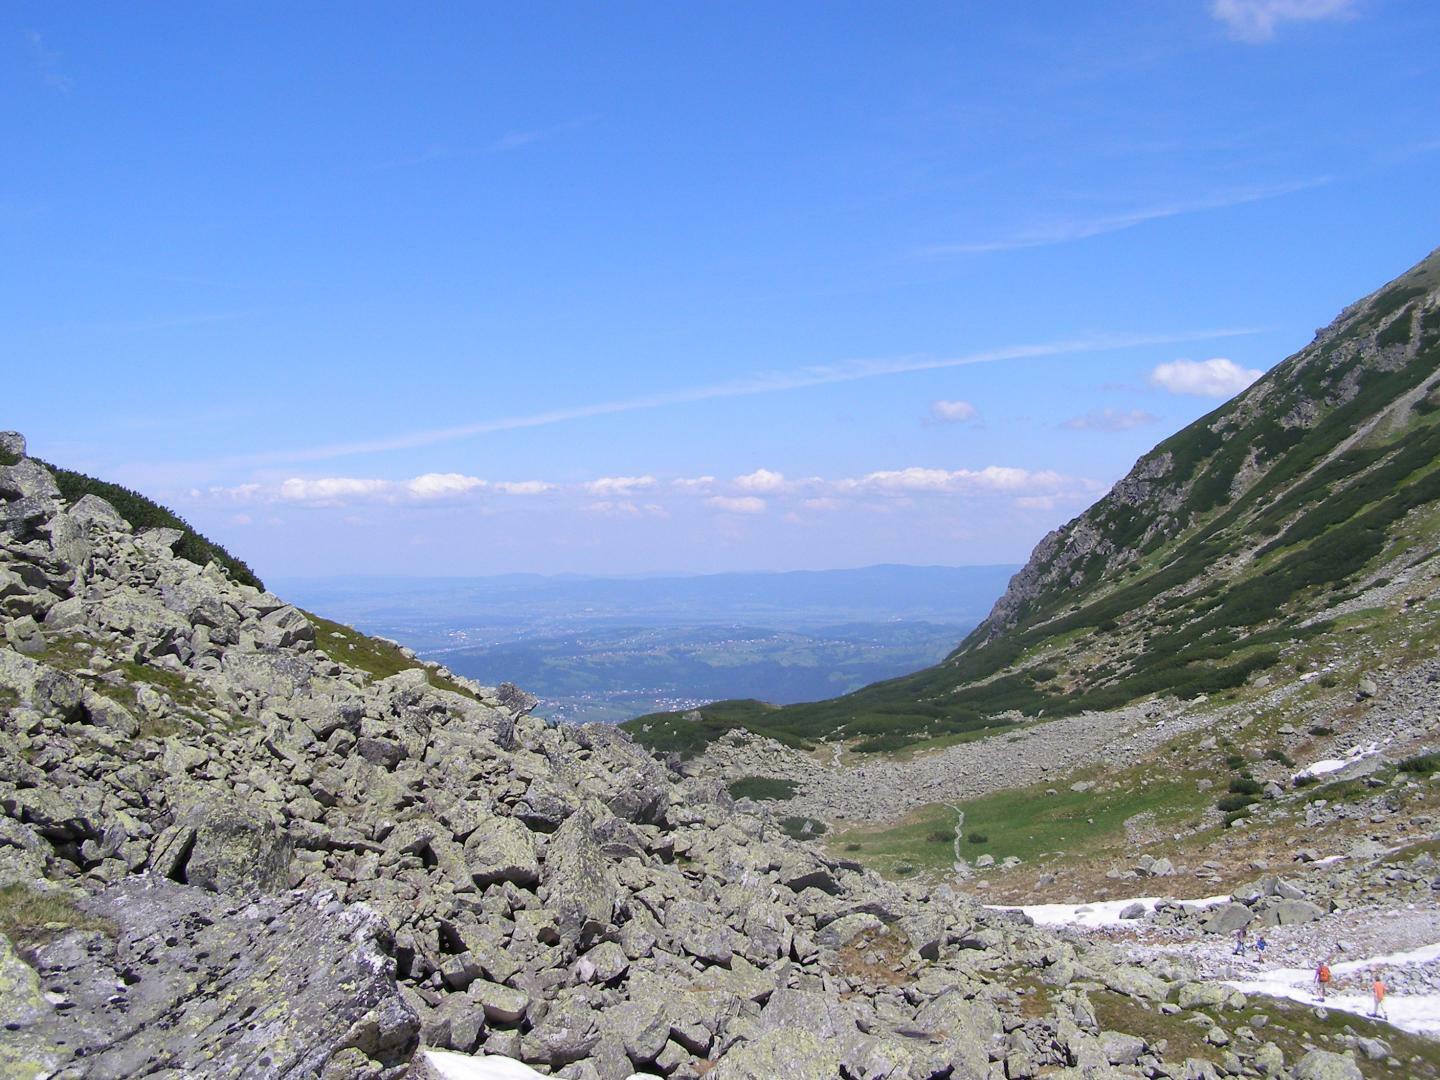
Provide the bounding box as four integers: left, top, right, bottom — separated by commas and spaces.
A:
626, 246, 1440, 755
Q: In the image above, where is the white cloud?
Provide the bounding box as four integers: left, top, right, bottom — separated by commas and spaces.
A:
838, 466, 1067, 495
279, 477, 390, 503
1210, 0, 1355, 42
584, 475, 656, 496
492, 480, 555, 495
1062, 408, 1159, 431
1148, 357, 1263, 398
802, 497, 842, 511
671, 476, 716, 492
929, 399, 978, 423
405, 473, 486, 499
228, 513, 252, 526
734, 468, 788, 493
706, 495, 767, 514
209, 482, 263, 502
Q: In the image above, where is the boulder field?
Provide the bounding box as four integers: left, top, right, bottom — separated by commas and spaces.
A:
0, 432, 1388, 1078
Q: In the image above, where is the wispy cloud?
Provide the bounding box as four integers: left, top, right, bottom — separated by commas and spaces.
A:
1061, 408, 1159, 431
213, 471, 552, 506
26, 31, 73, 94
1148, 357, 1264, 398
928, 399, 978, 424
836, 465, 1070, 495
706, 495, 767, 514
197, 461, 1097, 513
584, 500, 667, 519
584, 475, 656, 497
223, 328, 1255, 467
919, 179, 1329, 256
1210, 0, 1356, 43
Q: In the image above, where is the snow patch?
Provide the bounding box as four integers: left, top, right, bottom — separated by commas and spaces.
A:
1226, 942, 1440, 1038
990, 893, 1231, 929
420, 1052, 548, 1080
1292, 742, 1380, 782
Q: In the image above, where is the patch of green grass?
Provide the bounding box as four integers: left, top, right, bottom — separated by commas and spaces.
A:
726, 776, 799, 801
834, 762, 1211, 879
307, 614, 479, 700
1399, 753, 1440, 776
0, 883, 113, 947
0, 448, 19, 467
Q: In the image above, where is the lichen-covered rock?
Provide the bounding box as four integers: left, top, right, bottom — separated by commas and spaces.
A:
540, 810, 617, 950
185, 801, 293, 894
1294, 1048, 1364, 1080
6, 877, 418, 1078
709, 1026, 842, 1079
464, 812, 540, 887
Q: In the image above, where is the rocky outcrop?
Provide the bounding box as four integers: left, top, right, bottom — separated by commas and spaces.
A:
3, 878, 418, 1078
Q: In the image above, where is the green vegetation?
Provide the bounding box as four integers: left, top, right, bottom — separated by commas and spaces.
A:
0, 447, 20, 467
834, 763, 1209, 877
307, 614, 479, 699
39, 460, 263, 589
0, 882, 113, 947
1399, 753, 1440, 776
726, 776, 799, 801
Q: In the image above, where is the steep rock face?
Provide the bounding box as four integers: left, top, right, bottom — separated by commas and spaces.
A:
971, 246, 1440, 645
0, 435, 1344, 1078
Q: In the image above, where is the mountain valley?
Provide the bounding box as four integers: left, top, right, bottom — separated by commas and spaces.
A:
4, 249, 1440, 1078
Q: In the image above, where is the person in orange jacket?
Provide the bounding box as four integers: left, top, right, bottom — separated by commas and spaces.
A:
1371, 970, 1388, 1019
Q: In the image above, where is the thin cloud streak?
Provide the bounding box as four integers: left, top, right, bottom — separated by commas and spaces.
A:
222, 328, 1259, 468
920, 179, 1330, 256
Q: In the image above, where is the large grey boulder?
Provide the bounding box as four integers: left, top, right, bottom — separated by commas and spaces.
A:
1201, 902, 1253, 935
464, 813, 540, 887
1294, 1048, 1363, 1080
540, 810, 617, 949
0, 430, 25, 458
185, 802, 293, 895
8, 877, 418, 1078
710, 1027, 842, 1080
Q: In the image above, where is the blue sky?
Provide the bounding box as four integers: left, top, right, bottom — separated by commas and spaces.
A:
4, 1, 1438, 576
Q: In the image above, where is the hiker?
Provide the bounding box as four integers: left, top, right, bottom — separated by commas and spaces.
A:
1315, 959, 1332, 1000
1372, 971, 1388, 1019
1233, 927, 1247, 955
1255, 935, 1267, 958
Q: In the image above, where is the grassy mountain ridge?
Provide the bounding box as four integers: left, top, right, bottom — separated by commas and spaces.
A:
625, 247, 1440, 756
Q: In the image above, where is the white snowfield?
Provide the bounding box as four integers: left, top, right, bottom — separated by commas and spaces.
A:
420, 1050, 659, 1080
1291, 741, 1382, 782
989, 893, 1232, 928
1226, 943, 1440, 1038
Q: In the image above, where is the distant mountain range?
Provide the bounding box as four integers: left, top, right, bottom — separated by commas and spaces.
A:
273, 564, 1018, 723
627, 246, 1440, 755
